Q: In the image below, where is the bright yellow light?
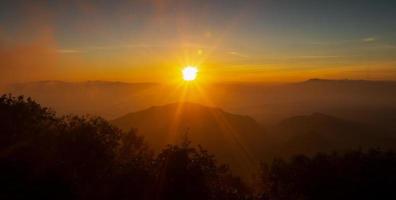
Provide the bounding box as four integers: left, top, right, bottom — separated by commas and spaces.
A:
182, 66, 198, 81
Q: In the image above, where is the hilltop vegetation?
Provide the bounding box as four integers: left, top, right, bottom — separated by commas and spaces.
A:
0, 94, 248, 200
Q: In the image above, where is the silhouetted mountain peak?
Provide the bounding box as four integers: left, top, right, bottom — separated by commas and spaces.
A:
112, 102, 260, 133
117, 102, 257, 128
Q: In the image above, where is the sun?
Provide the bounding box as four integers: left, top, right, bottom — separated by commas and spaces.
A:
182, 66, 198, 81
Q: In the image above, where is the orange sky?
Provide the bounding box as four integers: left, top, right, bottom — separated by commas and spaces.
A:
1, 0, 395, 85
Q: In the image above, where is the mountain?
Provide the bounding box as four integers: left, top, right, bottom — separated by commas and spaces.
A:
3, 79, 396, 128
111, 104, 396, 177
238, 79, 396, 125
264, 113, 396, 158
111, 102, 265, 177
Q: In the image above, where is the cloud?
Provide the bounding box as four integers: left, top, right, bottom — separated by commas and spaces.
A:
57, 49, 82, 53
72, 42, 219, 53
292, 55, 343, 59
362, 37, 377, 42
228, 51, 248, 58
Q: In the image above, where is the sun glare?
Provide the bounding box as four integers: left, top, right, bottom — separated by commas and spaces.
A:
182, 66, 198, 81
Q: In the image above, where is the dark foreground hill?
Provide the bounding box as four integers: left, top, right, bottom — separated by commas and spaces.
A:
112, 102, 265, 177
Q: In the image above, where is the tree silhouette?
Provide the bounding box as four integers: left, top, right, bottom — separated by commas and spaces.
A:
0, 94, 250, 200
0, 94, 152, 199
3, 94, 396, 200
152, 137, 251, 200
259, 149, 396, 200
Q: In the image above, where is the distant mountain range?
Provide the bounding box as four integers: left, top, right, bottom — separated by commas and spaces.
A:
239, 78, 396, 125
8, 78, 394, 130
3, 79, 395, 127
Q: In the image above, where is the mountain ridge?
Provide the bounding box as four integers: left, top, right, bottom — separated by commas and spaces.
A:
111, 102, 265, 178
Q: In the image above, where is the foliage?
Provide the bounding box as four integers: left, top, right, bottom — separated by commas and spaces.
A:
152, 140, 251, 200
3, 94, 396, 200
259, 150, 396, 200
0, 94, 250, 200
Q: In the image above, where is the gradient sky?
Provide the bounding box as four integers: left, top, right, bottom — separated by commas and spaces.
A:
1, 0, 396, 84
